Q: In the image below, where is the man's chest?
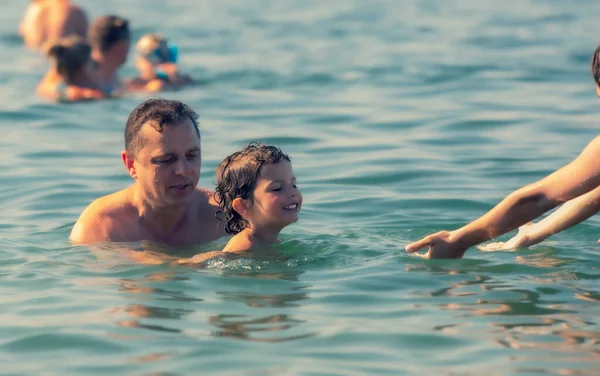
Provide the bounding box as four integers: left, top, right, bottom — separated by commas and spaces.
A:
132, 221, 220, 247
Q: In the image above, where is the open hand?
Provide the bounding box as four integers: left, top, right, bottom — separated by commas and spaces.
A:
496, 222, 539, 249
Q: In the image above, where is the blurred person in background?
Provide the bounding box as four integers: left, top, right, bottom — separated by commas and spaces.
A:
36, 35, 105, 102
127, 33, 194, 93
88, 15, 131, 96
20, 0, 88, 51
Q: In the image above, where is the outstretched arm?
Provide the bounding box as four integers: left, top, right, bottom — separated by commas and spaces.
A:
406, 135, 600, 258
500, 185, 600, 249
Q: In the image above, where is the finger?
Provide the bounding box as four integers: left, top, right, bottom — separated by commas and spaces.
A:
405, 236, 435, 253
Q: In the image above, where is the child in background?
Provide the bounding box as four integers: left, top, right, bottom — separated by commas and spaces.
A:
127, 33, 193, 92
37, 35, 105, 102
178, 143, 302, 265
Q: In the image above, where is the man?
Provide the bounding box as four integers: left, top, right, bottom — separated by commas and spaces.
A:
87, 15, 130, 96
20, 0, 88, 51
406, 44, 600, 259
70, 98, 227, 247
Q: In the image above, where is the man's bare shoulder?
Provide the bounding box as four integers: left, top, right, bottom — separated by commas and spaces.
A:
191, 187, 227, 238
70, 188, 134, 244
192, 187, 219, 209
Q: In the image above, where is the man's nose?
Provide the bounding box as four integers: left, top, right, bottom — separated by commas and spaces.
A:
175, 159, 193, 176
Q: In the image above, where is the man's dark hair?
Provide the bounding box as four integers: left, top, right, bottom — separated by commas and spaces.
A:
215, 143, 291, 234
124, 98, 200, 155
592, 43, 600, 88
88, 15, 130, 54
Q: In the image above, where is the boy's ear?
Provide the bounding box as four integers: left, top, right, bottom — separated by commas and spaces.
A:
232, 198, 247, 216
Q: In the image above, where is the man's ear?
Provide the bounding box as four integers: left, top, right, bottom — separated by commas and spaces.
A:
232, 197, 249, 216
121, 150, 137, 179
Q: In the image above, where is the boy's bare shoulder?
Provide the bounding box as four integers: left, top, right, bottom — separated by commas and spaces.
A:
222, 232, 254, 254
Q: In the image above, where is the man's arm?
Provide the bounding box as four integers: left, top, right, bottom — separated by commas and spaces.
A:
406, 135, 600, 258
174, 251, 229, 266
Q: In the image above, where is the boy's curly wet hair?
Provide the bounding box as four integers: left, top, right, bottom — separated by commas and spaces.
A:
215, 142, 291, 234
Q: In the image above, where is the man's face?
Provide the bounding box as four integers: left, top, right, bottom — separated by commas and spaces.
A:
130, 119, 201, 207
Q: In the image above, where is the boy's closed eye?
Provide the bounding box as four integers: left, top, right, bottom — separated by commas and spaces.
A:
267, 181, 298, 191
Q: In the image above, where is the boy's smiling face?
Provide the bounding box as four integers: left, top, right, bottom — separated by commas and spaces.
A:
242, 160, 302, 231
